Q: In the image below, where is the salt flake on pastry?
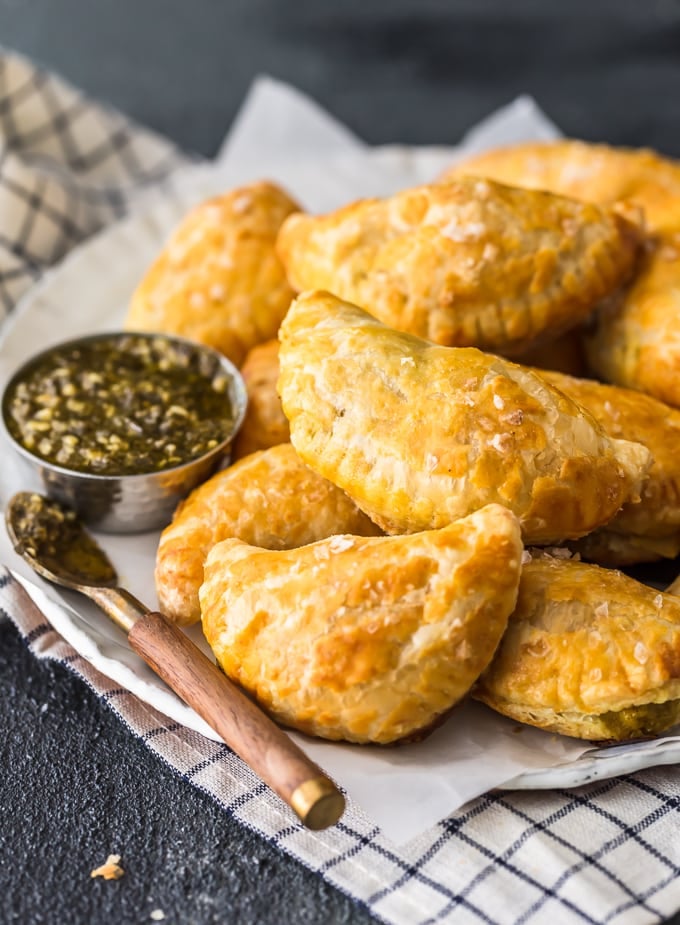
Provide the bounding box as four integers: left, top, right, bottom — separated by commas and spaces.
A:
278, 291, 651, 545
200, 504, 523, 745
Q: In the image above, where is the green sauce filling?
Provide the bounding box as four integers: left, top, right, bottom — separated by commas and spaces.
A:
597, 701, 679, 739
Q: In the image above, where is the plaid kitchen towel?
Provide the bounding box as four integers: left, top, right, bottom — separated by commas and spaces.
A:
0, 49, 189, 316
0, 48, 680, 925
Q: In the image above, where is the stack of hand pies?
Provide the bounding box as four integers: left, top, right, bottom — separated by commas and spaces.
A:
125, 147, 680, 747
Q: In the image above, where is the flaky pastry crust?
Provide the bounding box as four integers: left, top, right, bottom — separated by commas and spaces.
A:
125, 181, 300, 366
278, 291, 651, 544
442, 140, 680, 406
155, 443, 381, 625
276, 175, 639, 356
475, 555, 680, 741
200, 504, 523, 744
231, 339, 289, 460
536, 369, 680, 565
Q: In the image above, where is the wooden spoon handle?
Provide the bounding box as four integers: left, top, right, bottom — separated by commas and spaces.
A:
128, 610, 344, 829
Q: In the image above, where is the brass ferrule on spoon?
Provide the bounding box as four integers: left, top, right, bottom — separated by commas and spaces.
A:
86, 585, 144, 634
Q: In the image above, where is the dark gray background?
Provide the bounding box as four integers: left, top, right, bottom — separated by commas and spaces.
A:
3, 0, 680, 158
1, 2, 680, 923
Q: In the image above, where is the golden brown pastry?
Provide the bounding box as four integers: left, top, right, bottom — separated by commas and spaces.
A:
441, 140, 680, 406
278, 291, 651, 544
536, 369, 680, 565
475, 553, 680, 741
200, 503, 523, 744
231, 339, 289, 460
276, 175, 640, 356
126, 181, 300, 367
155, 443, 381, 625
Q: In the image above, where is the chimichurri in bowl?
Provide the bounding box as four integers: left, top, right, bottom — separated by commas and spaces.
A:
1, 331, 247, 532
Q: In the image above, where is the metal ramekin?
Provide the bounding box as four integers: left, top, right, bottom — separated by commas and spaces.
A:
1, 331, 247, 533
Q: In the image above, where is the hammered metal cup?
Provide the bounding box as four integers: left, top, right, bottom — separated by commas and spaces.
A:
1, 332, 248, 533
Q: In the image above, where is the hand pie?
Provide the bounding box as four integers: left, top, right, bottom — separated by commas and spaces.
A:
475, 554, 680, 741
155, 443, 381, 625
278, 291, 651, 544
276, 176, 640, 357
200, 504, 523, 744
125, 181, 300, 367
536, 369, 680, 565
441, 140, 680, 406
231, 339, 289, 460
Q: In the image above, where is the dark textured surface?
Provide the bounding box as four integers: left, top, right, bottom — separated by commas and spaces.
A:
1, 2, 680, 924
0, 620, 371, 925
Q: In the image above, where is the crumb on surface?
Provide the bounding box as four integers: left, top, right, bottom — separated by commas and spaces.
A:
150, 911, 166, 921
90, 854, 124, 880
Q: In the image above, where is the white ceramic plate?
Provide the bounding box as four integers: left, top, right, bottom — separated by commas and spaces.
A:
1, 151, 679, 835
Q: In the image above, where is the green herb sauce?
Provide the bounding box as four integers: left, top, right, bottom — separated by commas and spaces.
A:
597, 701, 680, 740
10, 492, 116, 585
4, 334, 234, 475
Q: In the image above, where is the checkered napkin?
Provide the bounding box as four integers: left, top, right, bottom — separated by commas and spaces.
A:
0, 50, 189, 316
1, 48, 680, 925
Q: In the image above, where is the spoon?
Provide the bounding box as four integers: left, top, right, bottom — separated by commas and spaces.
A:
6, 491, 345, 830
